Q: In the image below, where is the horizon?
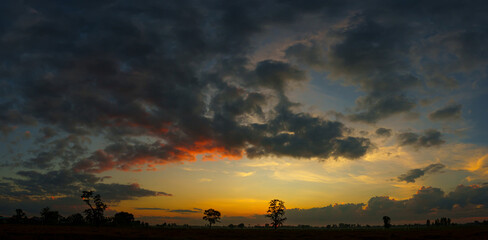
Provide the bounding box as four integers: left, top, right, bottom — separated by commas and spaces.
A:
1, 0, 488, 228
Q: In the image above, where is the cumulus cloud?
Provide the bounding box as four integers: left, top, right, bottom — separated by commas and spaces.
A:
0, 1, 376, 176
282, 2, 488, 123
429, 104, 462, 121
375, 128, 392, 137
397, 129, 445, 148
285, 185, 488, 225
397, 163, 446, 183
2, 0, 488, 210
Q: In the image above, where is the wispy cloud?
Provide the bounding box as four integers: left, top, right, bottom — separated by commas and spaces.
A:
235, 171, 255, 177
134, 207, 168, 211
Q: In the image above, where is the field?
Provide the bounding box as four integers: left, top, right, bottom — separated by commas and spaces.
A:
1, 224, 488, 240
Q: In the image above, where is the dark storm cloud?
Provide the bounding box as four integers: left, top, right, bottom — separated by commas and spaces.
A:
283, 1, 488, 123
285, 16, 419, 123
397, 163, 446, 183
285, 41, 327, 69
250, 60, 307, 91
397, 129, 445, 148
23, 135, 87, 169
375, 128, 392, 137
0, 0, 374, 177
245, 97, 371, 160
0, 169, 171, 202
429, 104, 462, 121
36, 127, 57, 142
348, 94, 416, 123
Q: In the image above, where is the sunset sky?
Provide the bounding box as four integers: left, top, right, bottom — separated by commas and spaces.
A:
1, 0, 488, 226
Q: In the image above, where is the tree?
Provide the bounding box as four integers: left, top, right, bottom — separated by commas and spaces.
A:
66, 213, 85, 225
11, 209, 27, 224
81, 191, 107, 226
266, 199, 287, 229
383, 216, 391, 229
40, 207, 61, 225
114, 212, 135, 226
202, 209, 221, 228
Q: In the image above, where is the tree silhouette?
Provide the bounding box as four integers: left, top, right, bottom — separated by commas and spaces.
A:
266, 199, 287, 229
11, 209, 27, 224
202, 209, 221, 228
66, 213, 85, 225
383, 216, 391, 229
40, 207, 61, 225
81, 191, 107, 226
114, 212, 135, 226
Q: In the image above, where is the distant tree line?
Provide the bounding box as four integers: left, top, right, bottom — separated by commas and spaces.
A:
0, 191, 148, 227
2, 195, 482, 229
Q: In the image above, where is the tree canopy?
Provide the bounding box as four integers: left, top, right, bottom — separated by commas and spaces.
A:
266, 199, 287, 229
203, 209, 221, 228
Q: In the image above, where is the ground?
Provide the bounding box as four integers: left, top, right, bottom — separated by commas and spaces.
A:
1, 224, 488, 240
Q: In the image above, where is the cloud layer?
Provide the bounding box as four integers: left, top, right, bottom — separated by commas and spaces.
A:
271, 185, 488, 225
397, 163, 446, 183
0, 0, 380, 175
0, 170, 171, 202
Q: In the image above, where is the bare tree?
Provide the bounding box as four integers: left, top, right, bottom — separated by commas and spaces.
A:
266, 199, 287, 229
203, 209, 221, 228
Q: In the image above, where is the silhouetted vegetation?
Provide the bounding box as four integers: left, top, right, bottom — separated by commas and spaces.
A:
382, 216, 391, 229
65, 213, 85, 225
266, 199, 287, 229
2, 192, 488, 240
10, 209, 27, 224
203, 209, 221, 228
113, 211, 135, 226
81, 191, 108, 226
40, 207, 61, 225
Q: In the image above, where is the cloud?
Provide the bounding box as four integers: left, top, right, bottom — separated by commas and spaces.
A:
285, 184, 488, 225
397, 163, 446, 183
134, 208, 168, 211
169, 209, 200, 214
0, 170, 171, 202
282, 2, 488, 124
236, 171, 255, 177
1, 0, 488, 208
285, 41, 327, 70
429, 104, 462, 121
397, 129, 445, 148
0, 0, 379, 177
375, 128, 392, 137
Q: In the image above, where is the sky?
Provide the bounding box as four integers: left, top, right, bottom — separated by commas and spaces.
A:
1, 0, 488, 226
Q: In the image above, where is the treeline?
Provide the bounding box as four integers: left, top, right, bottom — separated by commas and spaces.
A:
0, 191, 148, 227
0, 208, 148, 227
1, 193, 487, 229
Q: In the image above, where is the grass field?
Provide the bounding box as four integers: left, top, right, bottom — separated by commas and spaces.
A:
1, 224, 488, 240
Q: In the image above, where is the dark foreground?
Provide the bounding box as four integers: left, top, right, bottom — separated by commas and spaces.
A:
1, 224, 488, 240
